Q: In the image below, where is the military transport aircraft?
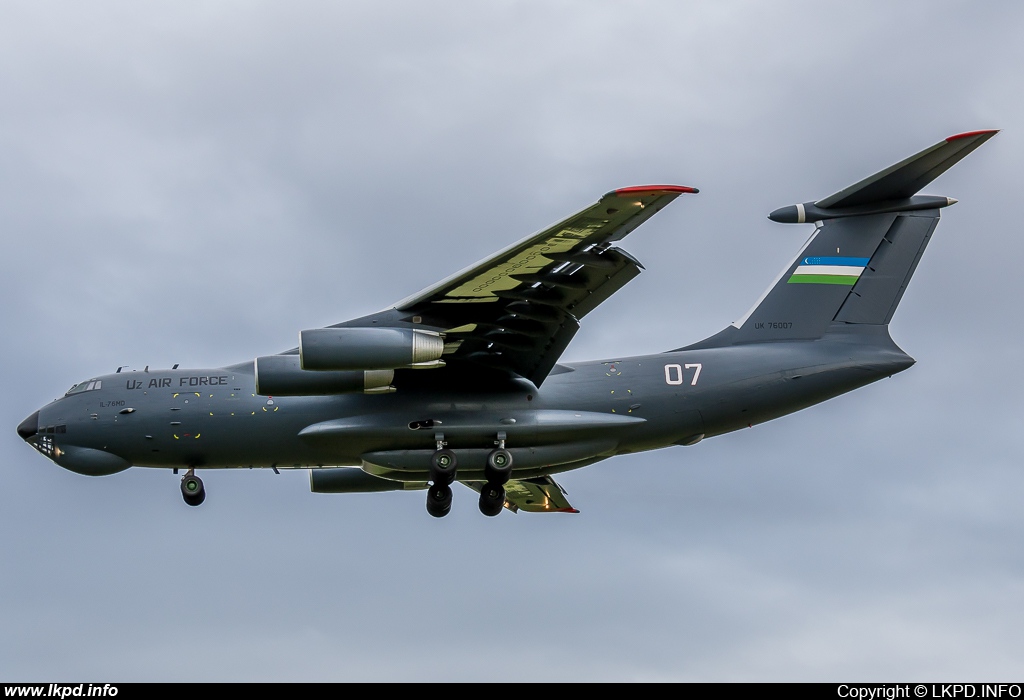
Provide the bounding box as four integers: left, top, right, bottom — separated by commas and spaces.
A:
17, 130, 997, 517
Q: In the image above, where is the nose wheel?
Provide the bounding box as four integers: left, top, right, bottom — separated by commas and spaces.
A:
180, 469, 206, 507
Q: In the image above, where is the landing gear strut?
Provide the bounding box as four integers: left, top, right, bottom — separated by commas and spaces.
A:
479, 433, 513, 517
426, 434, 456, 518
423, 433, 515, 517
180, 468, 205, 507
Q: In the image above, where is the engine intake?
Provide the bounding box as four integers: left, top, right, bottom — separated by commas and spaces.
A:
299, 327, 444, 371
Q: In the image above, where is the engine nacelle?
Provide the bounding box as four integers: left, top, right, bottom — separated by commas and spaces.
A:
254, 355, 394, 396
299, 327, 444, 371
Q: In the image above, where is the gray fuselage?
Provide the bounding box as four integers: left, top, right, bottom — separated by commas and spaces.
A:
27, 325, 913, 481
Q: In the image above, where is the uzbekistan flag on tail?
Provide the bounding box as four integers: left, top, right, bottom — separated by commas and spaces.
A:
787, 256, 869, 285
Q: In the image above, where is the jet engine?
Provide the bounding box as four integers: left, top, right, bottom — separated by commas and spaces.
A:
298, 327, 444, 371
254, 354, 394, 396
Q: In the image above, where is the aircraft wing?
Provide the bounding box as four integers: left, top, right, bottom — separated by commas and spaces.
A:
338, 185, 696, 386
463, 476, 579, 514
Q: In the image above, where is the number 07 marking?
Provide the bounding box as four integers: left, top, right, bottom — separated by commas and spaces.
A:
664, 363, 702, 386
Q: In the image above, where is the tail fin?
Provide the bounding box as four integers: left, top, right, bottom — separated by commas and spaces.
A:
687, 130, 997, 348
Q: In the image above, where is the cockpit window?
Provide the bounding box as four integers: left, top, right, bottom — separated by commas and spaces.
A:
65, 380, 102, 396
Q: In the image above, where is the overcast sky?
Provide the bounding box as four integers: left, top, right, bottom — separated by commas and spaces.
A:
2, 0, 1022, 681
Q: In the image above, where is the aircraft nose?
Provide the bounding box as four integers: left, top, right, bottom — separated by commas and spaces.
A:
17, 410, 39, 440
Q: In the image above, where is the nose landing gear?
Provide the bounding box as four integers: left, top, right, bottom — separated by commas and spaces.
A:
180, 468, 206, 507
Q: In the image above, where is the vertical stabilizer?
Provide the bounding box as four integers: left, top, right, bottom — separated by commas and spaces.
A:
682, 130, 996, 350
726, 212, 903, 341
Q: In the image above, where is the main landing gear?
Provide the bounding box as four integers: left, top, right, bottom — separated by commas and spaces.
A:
425, 433, 513, 518
426, 438, 456, 518
479, 436, 512, 517
180, 468, 206, 507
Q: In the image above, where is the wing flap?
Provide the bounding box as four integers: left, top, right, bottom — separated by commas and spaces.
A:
396, 188, 690, 307
463, 476, 579, 513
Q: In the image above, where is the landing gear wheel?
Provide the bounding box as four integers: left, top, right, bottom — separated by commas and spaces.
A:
430, 448, 457, 485
485, 448, 513, 484
478, 483, 505, 517
426, 483, 453, 518
180, 473, 206, 507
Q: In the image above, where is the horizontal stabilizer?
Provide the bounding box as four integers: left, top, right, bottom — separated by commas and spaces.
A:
814, 130, 998, 209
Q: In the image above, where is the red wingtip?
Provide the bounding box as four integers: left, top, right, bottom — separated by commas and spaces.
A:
614, 185, 699, 196
946, 129, 999, 142
556, 507, 581, 513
